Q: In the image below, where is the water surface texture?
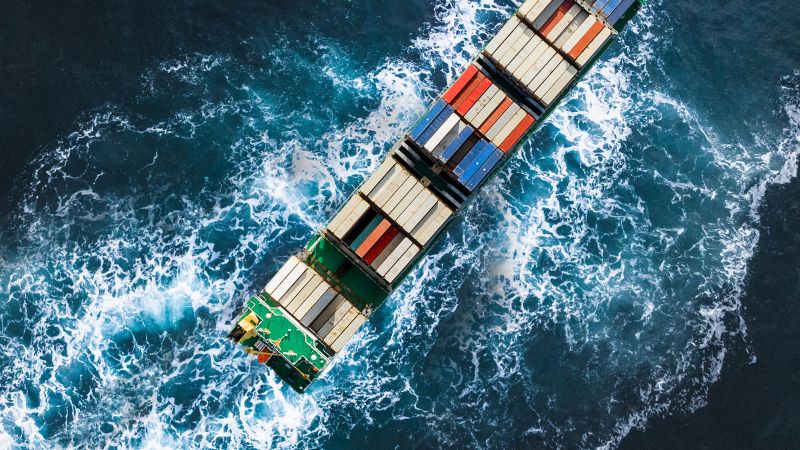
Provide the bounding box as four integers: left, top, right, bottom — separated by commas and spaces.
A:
1, 0, 799, 448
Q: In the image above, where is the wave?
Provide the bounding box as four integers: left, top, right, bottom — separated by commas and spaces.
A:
1, 0, 799, 449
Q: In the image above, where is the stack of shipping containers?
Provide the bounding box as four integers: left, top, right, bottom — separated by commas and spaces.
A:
228, 0, 644, 393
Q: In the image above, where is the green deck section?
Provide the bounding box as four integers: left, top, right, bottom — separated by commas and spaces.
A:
228, 0, 645, 394
304, 233, 390, 312
232, 295, 331, 393
305, 234, 346, 272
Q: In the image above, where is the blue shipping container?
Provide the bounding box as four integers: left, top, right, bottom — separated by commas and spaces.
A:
458, 143, 497, 184
437, 127, 474, 163
453, 140, 488, 178
464, 148, 504, 191
608, 0, 636, 24
409, 99, 446, 140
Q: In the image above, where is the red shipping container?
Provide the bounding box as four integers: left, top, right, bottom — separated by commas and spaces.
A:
442, 65, 479, 103
355, 219, 392, 257
363, 226, 400, 265
568, 19, 604, 60
499, 115, 536, 152
539, 0, 576, 36
451, 72, 486, 110
456, 78, 493, 116
479, 98, 513, 135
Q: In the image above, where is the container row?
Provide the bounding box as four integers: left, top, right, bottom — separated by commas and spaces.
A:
584, 0, 638, 25
484, 16, 580, 106
264, 256, 367, 353
409, 102, 506, 191
517, 0, 614, 65
442, 64, 537, 151
392, 141, 471, 209
360, 157, 454, 247
329, 196, 421, 284
328, 158, 453, 285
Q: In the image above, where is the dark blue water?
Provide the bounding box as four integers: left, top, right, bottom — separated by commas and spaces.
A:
1, 0, 798, 448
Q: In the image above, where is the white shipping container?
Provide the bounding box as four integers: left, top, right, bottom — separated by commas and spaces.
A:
553, 10, 590, 49
524, 0, 557, 23
409, 200, 442, 240
271, 262, 309, 302
300, 290, 339, 327
576, 27, 612, 66
284, 274, 323, 313
531, 0, 563, 30
519, 46, 557, 86
402, 194, 438, 232
493, 21, 527, 60
423, 113, 461, 153
561, 15, 598, 54
364, 163, 398, 198
485, 16, 520, 55
486, 104, 522, 141
465, 84, 500, 123
332, 197, 370, 239
322, 307, 360, 345
396, 190, 433, 230
504, 28, 537, 68
414, 205, 453, 246
470, 89, 507, 128
545, 4, 582, 40
316, 301, 353, 339
410, 201, 452, 244
372, 171, 410, 208
369, 166, 406, 205
360, 157, 395, 195
264, 256, 300, 295
534, 59, 570, 100
330, 313, 368, 352
498, 25, 534, 67
381, 174, 418, 215
512, 39, 550, 82
388, 181, 424, 222
526, 52, 563, 91
518, 0, 542, 17
507, 34, 545, 75
328, 196, 360, 236
377, 238, 413, 277
493, 108, 528, 145
542, 65, 578, 104
385, 245, 421, 282
369, 233, 405, 270
292, 282, 332, 320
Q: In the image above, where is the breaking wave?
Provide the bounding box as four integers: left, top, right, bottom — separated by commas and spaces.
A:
0, 0, 798, 449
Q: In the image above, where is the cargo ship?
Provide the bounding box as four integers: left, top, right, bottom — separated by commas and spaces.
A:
228, 0, 644, 393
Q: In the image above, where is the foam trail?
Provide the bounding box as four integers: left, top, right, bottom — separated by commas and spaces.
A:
1, 0, 799, 448
0, 0, 504, 448
312, 2, 800, 448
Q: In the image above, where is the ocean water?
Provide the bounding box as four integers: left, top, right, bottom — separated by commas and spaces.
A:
1, 0, 799, 449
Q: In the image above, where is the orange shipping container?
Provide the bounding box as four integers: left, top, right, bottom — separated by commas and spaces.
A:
442, 65, 479, 103
539, 0, 575, 36
568, 19, 604, 61
479, 98, 513, 135
355, 218, 392, 257
499, 115, 536, 152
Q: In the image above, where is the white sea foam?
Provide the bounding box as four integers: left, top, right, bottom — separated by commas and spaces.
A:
2, 0, 799, 449
0, 0, 500, 447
